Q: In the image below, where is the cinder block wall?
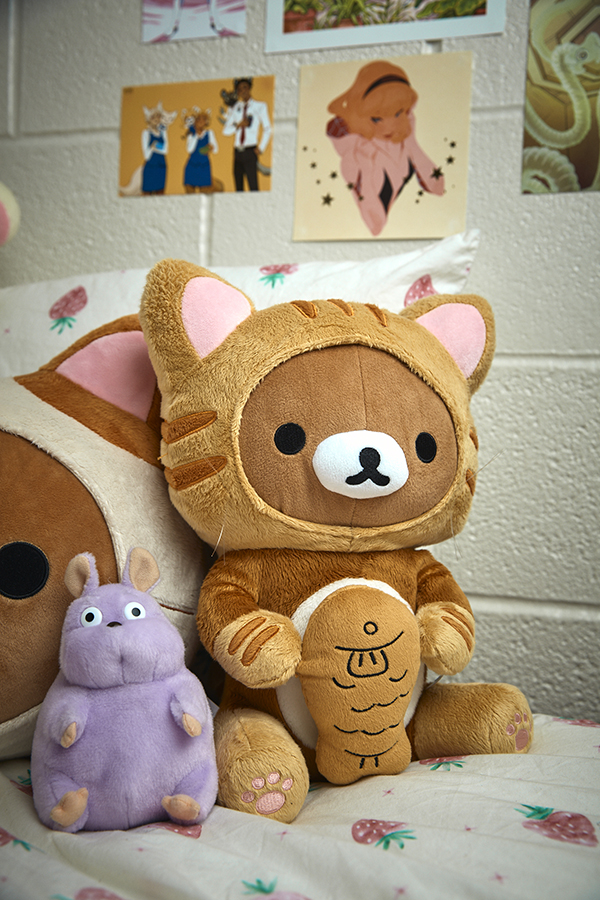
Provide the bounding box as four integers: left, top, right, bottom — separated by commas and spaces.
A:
1, 0, 598, 719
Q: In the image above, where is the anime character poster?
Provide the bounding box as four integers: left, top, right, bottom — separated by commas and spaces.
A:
119, 77, 274, 197
265, 0, 505, 53
293, 53, 472, 241
142, 0, 246, 42
521, 0, 600, 194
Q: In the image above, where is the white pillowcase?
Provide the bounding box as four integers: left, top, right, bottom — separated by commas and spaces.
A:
0, 230, 478, 377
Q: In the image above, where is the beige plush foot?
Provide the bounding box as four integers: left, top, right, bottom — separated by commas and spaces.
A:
410, 682, 534, 760
215, 708, 309, 824
50, 788, 89, 827
161, 794, 201, 822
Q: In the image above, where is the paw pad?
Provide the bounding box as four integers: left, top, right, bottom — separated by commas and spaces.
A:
506, 711, 531, 751
241, 772, 294, 815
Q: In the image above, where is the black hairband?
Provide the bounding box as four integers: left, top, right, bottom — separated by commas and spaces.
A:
362, 74, 410, 98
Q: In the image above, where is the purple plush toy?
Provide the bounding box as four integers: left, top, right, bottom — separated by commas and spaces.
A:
31, 547, 218, 832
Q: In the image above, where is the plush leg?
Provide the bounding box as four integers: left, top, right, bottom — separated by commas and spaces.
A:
50, 787, 89, 830
214, 707, 309, 824
409, 682, 533, 760
161, 794, 201, 824
163, 759, 219, 825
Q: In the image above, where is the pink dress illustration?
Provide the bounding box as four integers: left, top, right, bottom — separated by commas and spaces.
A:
327, 61, 445, 237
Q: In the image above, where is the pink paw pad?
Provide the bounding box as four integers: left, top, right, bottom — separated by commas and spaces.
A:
240, 772, 294, 816
506, 711, 531, 751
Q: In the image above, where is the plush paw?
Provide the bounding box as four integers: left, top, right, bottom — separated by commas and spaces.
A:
506, 710, 532, 752
240, 772, 295, 816
416, 602, 475, 676
161, 793, 201, 823
213, 610, 302, 688
50, 788, 89, 827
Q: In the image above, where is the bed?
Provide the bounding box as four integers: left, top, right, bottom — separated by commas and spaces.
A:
1, 232, 598, 899
1, 715, 599, 899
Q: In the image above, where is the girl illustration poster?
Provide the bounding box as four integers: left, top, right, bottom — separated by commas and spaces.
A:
293, 54, 472, 241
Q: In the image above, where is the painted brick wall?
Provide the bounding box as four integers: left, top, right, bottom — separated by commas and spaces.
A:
1, 0, 598, 719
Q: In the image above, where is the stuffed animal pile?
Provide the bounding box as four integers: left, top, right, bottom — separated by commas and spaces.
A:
31, 547, 218, 832
140, 259, 533, 825
0, 314, 207, 761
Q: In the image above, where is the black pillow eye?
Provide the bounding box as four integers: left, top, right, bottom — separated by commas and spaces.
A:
415, 432, 437, 463
0, 541, 50, 599
274, 423, 306, 455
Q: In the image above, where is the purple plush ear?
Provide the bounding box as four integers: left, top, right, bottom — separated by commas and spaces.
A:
122, 547, 160, 593
416, 303, 487, 379
64, 552, 99, 599
181, 276, 252, 358
56, 331, 156, 420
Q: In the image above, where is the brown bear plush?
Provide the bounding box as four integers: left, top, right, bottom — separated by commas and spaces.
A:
0, 314, 208, 760
140, 259, 533, 824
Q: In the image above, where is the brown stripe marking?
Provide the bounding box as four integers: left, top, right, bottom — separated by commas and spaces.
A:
469, 427, 479, 450
441, 615, 475, 653
241, 625, 281, 666
327, 298, 354, 316
291, 300, 318, 319
162, 411, 217, 444
228, 617, 266, 655
465, 468, 476, 496
366, 304, 388, 327
165, 456, 227, 490
440, 605, 475, 634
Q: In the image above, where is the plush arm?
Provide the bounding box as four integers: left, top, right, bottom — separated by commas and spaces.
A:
414, 555, 475, 676
45, 684, 90, 749
197, 553, 302, 690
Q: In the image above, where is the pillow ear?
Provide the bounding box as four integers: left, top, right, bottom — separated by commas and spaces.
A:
403, 294, 495, 394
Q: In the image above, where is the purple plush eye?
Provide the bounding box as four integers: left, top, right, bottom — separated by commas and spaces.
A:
81, 606, 103, 627
124, 601, 146, 620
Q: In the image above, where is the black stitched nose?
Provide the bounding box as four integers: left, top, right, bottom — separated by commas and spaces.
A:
107, 621, 122, 628
345, 447, 391, 487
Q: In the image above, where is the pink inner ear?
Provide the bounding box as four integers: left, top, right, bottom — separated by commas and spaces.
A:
181, 276, 252, 358
56, 331, 157, 420
416, 303, 486, 378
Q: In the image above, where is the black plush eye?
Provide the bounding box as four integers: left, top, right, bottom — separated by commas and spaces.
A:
274, 423, 306, 455
415, 432, 437, 463
0, 542, 50, 599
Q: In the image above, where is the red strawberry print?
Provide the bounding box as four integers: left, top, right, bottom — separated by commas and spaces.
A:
49, 286, 88, 334
517, 805, 598, 846
404, 274, 436, 307
145, 821, 203, 838
419, 755, 466, 770
259, 264, 299, 288
352, 819, 416, 850
0, 827, 31, 851
552, 717, 600, 728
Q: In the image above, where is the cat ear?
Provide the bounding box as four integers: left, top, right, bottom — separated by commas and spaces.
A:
181, 275, 252, 359
404, 294, 495, 394
140, 260, 254, 394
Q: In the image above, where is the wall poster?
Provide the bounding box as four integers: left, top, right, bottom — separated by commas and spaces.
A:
119, 77, 274, 196
293, 53, 472, 241
522, 0, 600, 194
265, 0, 505, 52
142, 0, 246, 42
